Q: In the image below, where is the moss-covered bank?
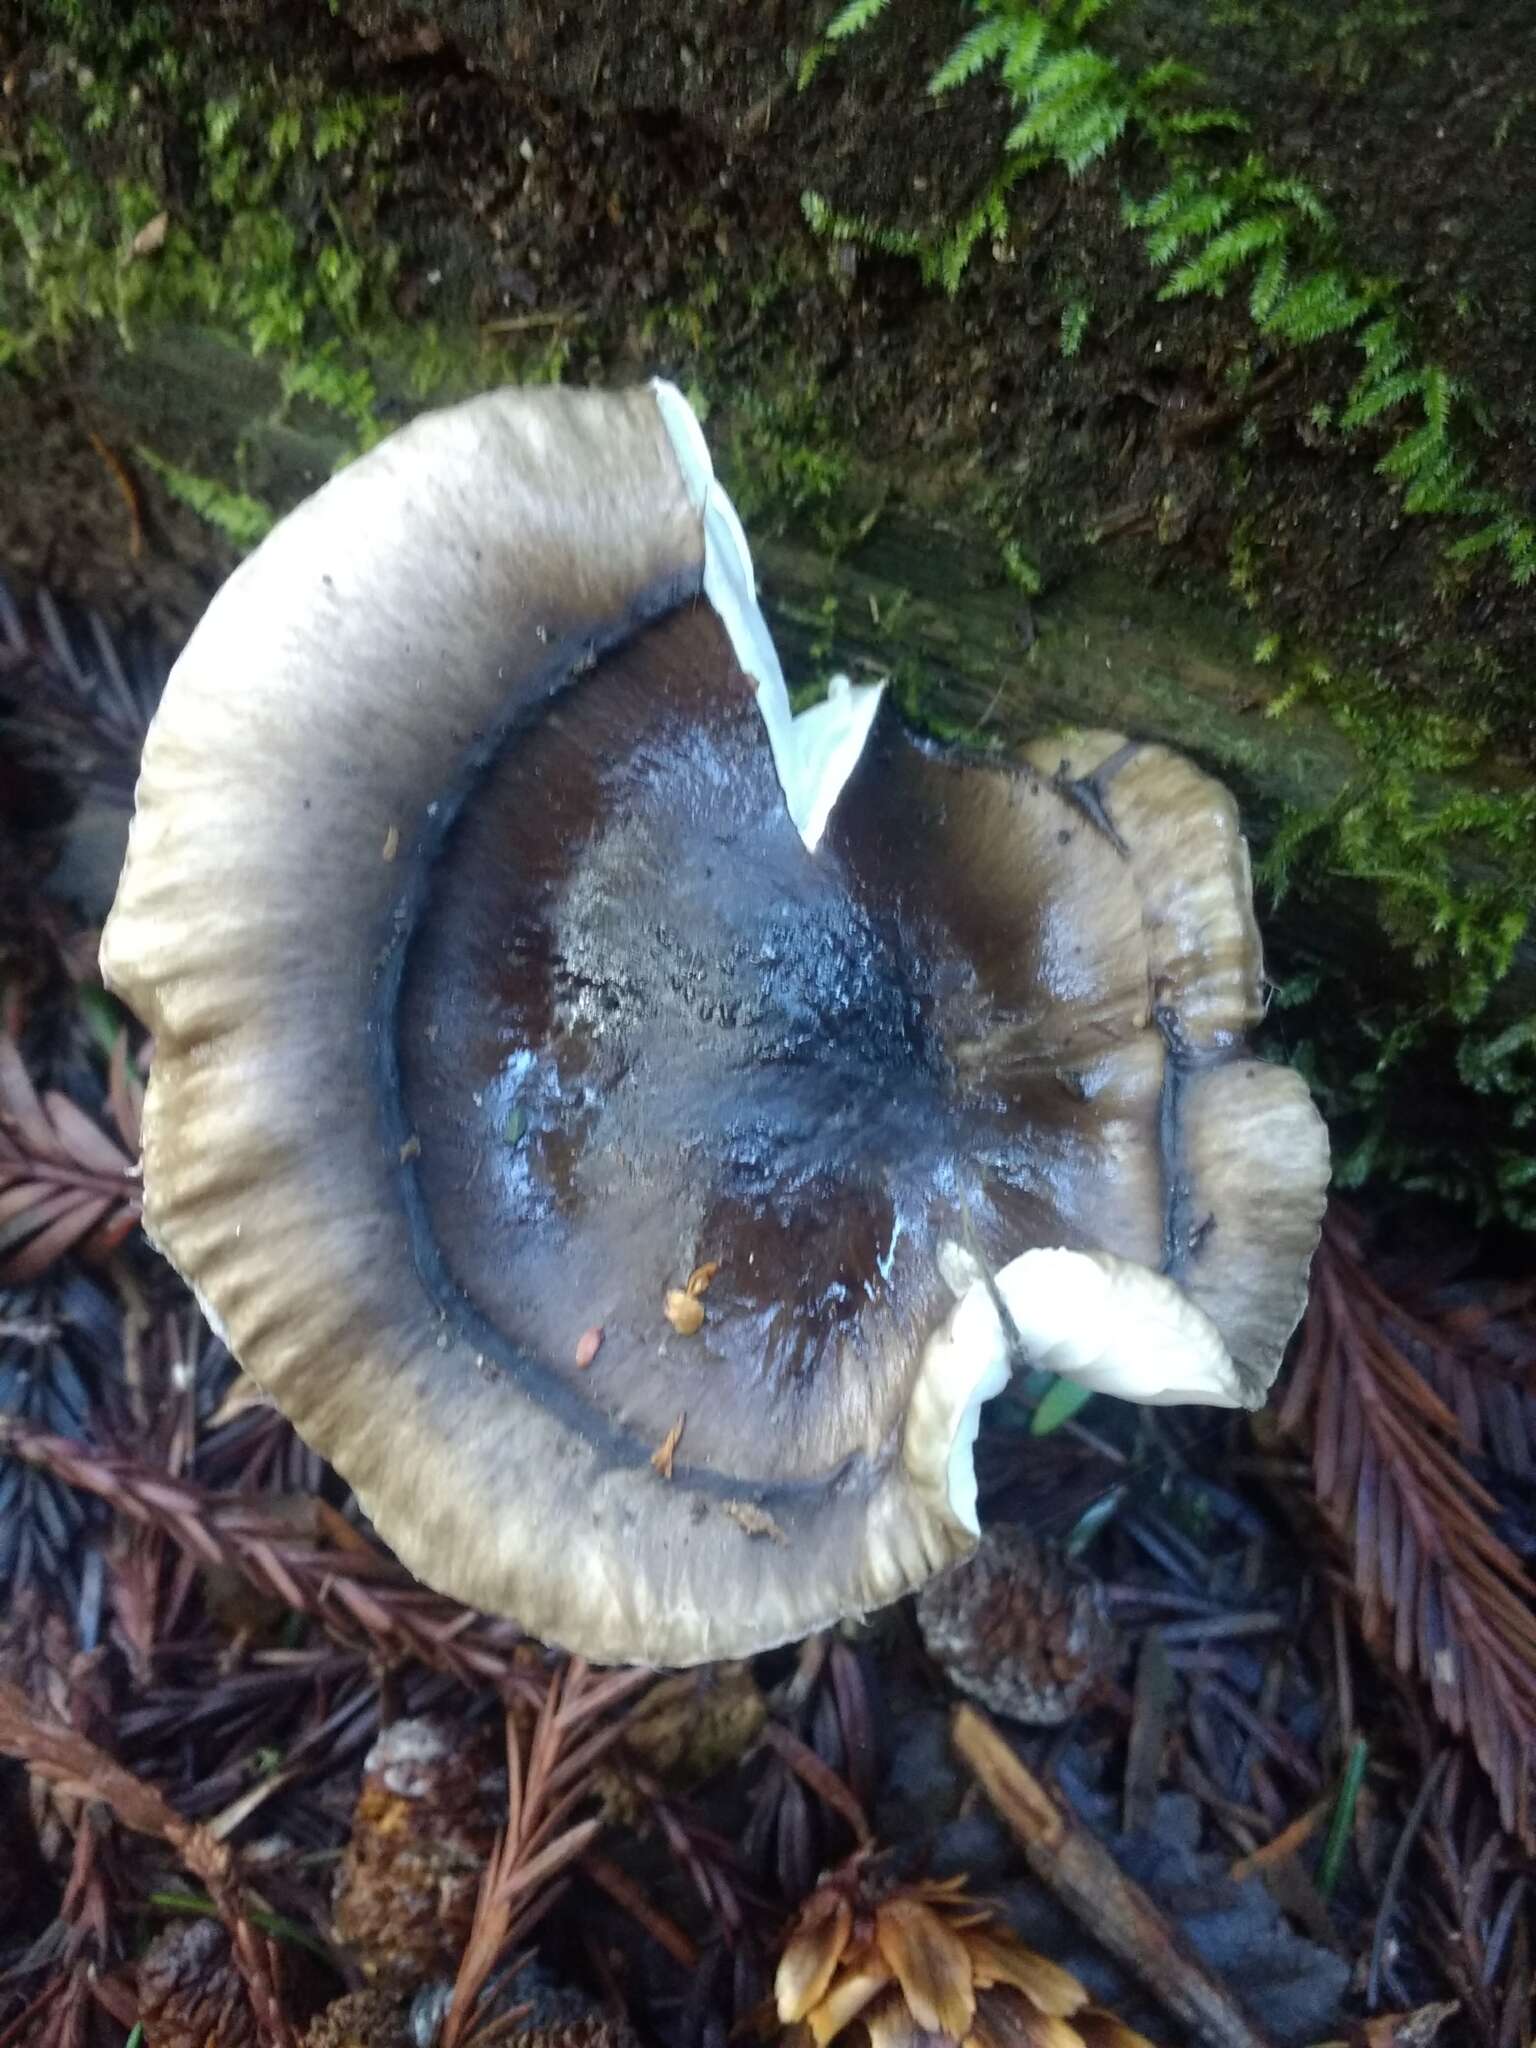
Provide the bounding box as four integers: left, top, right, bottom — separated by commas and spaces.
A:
2, 0, 1534, 1223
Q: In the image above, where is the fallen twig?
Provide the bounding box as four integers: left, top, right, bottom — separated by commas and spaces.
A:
0, 1032, 141, 1282
1367, 1751, 1449, 2008
85, 428, 145, 561
952, 1701, 1279, 2048
442, 1660, 649, 2048
756, 1719, 871, 1845
1280, 1206, 1536, 1845
0, 1420, 540, 1694
0, 1679, 295, 2048
581, 1850, 699, 1969
1228, 1799, 1328, 1881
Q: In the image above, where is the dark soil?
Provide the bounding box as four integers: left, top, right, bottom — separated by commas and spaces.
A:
348, 0, 1536, 749
3, 0, 1535, 754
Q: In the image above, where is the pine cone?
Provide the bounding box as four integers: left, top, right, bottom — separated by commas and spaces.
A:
138, 1918, 258, 2048
596, 1660, 766, 1821
915, 1525, 1113, 1725
301, 1990, 414, 2048
774, 1855, 1154, 2048
511, 2024, 638, 2048
332, 1716, 501, 1987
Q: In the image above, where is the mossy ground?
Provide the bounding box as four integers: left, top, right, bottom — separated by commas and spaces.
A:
2, 0, 1534, 1222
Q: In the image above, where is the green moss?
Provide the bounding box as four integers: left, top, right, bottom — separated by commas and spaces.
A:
1058, 296, 1092, 357
1261, 666, 1533, 1011
1255, 658, 1536, 1224
0, 0, 569, 481
802, 0, 1536, 588
887, 664, 1009, 748
136, 450, 276, 550
719, 384, 852, 542
2, 35, 395, 441
1202, 0, 1431, 93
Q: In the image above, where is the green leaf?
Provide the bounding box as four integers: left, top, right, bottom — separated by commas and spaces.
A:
1256, 174, 1331, 227
1154, 106, 1247, 137
800, 189, 833, 235
1420, 363, 1457, 435
998, 16, 1049, 91
1040, 101, 1129, 171
1377, 420, 1448, 480
1133, 186, 1234, 264
1402, 456, 1474, 515
1161, 211, 1288, 298
1137, 57, 1208, 95
1356, 315, 1410, 375
825, 0, 889, 40
1007, 48, 1130, 170
135, 448, 275, 550
1341, 366, 1424, 429
204, 95, 243, 152
266, 106, 301, 158
929, 17, 1013, 95
1031, 1375, 1098, 1435
1503, 521, 1536, 585
1262, 269, 1370, 342
1000, 536, 1044, 592
1029, 46, 1119, 99
1318, 1738, 1369, 1898
1248, 244, 1288, 322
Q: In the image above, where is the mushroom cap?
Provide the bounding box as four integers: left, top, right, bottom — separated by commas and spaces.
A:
101, 380, 1329, 1668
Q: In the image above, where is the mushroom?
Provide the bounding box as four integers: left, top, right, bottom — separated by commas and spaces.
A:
100, 380, 1329, 1668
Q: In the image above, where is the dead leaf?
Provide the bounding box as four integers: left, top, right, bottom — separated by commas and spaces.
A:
873, 1897, 976, 2039
313, 1499, 381, 1557
722, 1500, 787, 1544
207, 1371, 274, 1429
206, 1764, 301, 1841
1357, 2004, 1460, 2048
128, 209, 169, 259
651, 1413, 686, 1480
0, 1034, 141, 1282
575, 1326, 604, 1370
382, 824, 400, 862
776, 1888, 853, 2024
664, 1288, 704, 1336
686, 1259, 721, 1299
399, 1134, 421, 1163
